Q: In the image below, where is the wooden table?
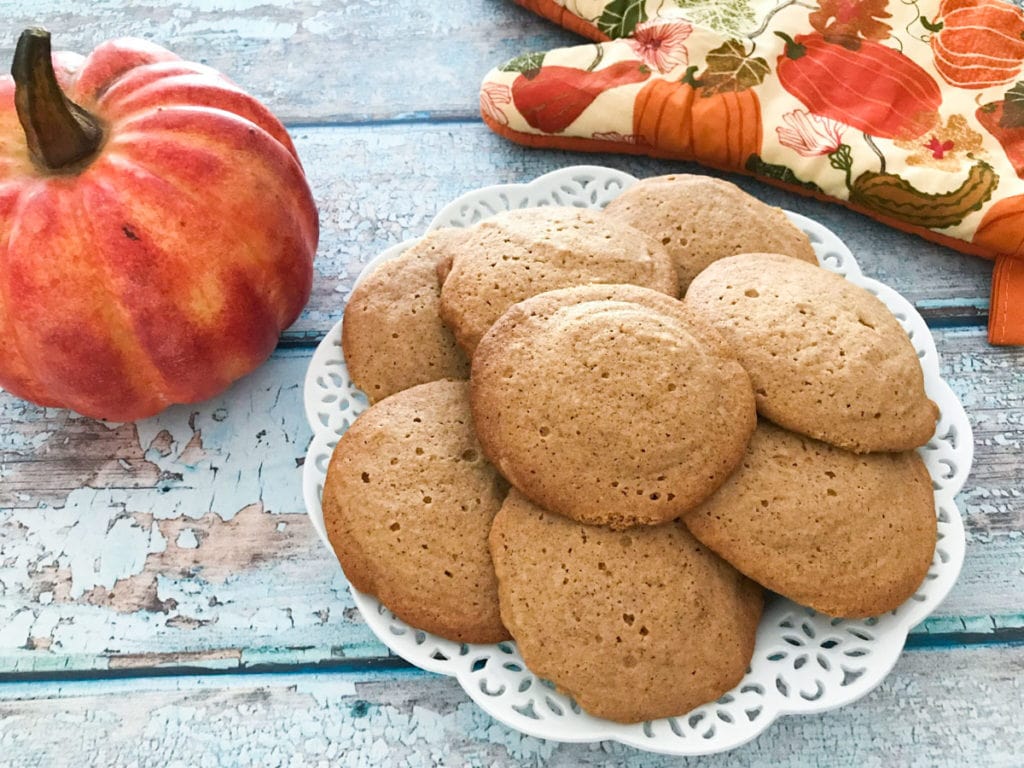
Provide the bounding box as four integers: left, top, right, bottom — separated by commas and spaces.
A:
1, 2, 1022, 765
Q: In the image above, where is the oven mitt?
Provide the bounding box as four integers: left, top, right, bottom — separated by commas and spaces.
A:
480, 0, 1024, 344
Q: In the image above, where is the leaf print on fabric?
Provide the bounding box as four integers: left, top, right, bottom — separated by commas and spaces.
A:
809, 0, 892, 46
744, 155, 826, 193
480, 83, 512, 127
674, 0, 757, 37
500, 51, 547, 74
696, 39, 770, 96
597, 0, 649, 39
999, 81, 1024, 128
627, 20, 692, 73
895, 114, 984, 172
777, 109, 847, 156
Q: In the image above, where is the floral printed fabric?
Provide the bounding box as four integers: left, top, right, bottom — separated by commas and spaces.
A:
480, 0, 1024, 344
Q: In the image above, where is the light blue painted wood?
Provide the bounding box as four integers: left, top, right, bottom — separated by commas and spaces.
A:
1, 646, 1022, 767
1, 328, 1022, 675
0, 0, 1021, 763
0, 0, 580, 123
285, 123, 996, 341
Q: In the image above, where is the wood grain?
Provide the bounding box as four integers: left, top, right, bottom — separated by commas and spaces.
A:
1, 646, 1022, 767
0, 0, 579, 123
1, 328, 1021, 674
287, 123, 996, 342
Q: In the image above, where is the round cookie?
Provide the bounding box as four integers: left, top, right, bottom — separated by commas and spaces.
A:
604, 175, 818, 292
438, 207, 678, 357
489, 489, 763, 724
322, 380, 510, 643
683, 421, 937, 618
683, 252, 939, 452
343, 228, 471, 403
471, 284, 756, 528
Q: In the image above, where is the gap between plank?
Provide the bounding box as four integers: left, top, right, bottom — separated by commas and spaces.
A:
1, 628, 1021, 687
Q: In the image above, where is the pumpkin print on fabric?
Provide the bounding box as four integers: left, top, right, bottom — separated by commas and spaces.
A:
928, 0, 1024, 89
480, 0, 1024, 344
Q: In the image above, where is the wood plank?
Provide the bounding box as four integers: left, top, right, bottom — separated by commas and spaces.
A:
287, 123, 996, 342
1, 328, 1022, 674
0, 0, 579, 123
1, 646, 1021, 766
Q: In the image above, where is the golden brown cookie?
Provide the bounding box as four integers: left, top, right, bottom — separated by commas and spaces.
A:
438, 207, 678, 356
342, 229, 471, 403
489, 489, 763, 724
471, 284, 756, 528
683, 253, 939, 452
604, 175, 818, 292
684, 421, 937, 618
322, 380, 510, 643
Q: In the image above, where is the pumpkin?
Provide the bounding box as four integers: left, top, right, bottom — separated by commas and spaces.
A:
632, 72, 762, 170
977, 83, 1024, 178
0, 29, 318, 421
972, 193, 1024, 257
929, 0, 1024, 89
775, 33, 941, 140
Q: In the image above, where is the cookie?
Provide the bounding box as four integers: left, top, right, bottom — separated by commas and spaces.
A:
684, 421, 937, 617
438, 207, 678, 356
489, 489, 763, 724
343, 228, 471, 403
322, 380, 510, 643
471, 284, 756, 528
604, 175, 818, 291
683, 253, 939, 452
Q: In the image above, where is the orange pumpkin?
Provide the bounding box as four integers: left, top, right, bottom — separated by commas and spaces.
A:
0, 30, 318, 420
929, 0, 1024, 89
972, 193, 1024, 257
633, 74, 762, 171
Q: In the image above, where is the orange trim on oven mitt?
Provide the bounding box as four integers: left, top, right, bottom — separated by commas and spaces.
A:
480, 0, 1024, 344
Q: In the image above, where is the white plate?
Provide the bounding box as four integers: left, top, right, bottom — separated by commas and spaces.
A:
301, 165, 972, 756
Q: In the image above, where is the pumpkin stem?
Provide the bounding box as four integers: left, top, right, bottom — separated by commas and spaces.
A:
919, 16, 944, 33
680, 65, 702, 88
774, 31, 807, 59
11, 28, 104, 172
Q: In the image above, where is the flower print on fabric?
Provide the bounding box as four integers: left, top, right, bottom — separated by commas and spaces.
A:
627, 21, 692, 73
777, 110, 847, 157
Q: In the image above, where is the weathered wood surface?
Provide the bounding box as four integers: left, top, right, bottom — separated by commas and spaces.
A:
1, 328, 1022, 675
1, 646, 1022, 767
0, 0, 580, 124
1, 0, 1022, 762
288, 124, 997, 342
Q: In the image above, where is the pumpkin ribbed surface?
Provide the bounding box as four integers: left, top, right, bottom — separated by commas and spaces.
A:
0, 38, 318, 419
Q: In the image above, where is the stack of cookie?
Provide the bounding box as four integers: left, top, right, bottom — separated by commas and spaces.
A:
322, 175, 940, 724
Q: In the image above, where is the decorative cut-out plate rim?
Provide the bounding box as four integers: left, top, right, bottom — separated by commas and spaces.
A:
301, 165, 972, 756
